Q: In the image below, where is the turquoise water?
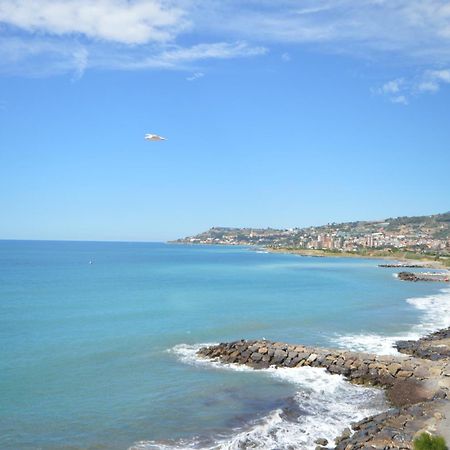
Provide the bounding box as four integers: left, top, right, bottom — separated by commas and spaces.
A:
1, 241, 449, 449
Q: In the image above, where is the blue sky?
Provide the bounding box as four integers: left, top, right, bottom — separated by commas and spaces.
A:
0, 0, 449, 241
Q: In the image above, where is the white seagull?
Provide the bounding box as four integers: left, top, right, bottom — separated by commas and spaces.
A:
145, 133, 166, 141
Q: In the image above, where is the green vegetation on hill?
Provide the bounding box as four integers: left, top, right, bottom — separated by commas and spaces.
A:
175, 211, 450, 261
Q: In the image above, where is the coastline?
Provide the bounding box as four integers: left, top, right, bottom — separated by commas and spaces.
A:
197, 327, 450, 449
265, 246, 450, 271
169, 241, 450, 270
189, 254, 450, 448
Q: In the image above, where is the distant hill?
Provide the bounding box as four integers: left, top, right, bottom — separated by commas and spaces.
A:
383, 212, 450, 239
174, 212, 450, 255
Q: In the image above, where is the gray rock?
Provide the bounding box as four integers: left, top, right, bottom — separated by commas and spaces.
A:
250, 352, 263, 361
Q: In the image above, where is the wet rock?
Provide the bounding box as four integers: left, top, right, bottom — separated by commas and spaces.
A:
335, 427, 352, 444
196, 332, 450, 450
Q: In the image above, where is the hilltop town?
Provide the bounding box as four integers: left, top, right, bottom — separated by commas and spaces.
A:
175, 212, 450, 263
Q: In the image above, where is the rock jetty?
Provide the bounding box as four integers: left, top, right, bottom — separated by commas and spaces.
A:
397, 329, 450, 361
197, 329, 450, 449
397, 272, 449, 282
379, 264, 426, 268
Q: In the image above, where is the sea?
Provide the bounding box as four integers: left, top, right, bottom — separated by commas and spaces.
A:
1, 241, 449, 450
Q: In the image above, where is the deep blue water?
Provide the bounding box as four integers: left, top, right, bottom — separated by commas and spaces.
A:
1, 241, 448, 449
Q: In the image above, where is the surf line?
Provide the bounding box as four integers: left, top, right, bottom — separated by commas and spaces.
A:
197, 332, 450, 448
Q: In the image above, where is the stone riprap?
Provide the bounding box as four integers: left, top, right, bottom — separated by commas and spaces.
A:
379, 264, 426, 268
197, 333, 450, 449
197, 340, 449, 397
333, 399, 449, 450
396, 328, 450, 361
397, 272, 449, 282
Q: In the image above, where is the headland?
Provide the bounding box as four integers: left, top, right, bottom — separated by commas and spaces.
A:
173, 211, 450, 269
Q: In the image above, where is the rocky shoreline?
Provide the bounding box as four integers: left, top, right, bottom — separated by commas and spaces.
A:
379, 264, 427, 269
197, 329, 450, 449
396, 329, 450, 361
397, 272, 449, 282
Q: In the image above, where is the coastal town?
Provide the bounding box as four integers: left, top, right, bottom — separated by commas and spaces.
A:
176, 212, 450, 258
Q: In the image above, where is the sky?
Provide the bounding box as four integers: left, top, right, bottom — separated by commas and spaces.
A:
0, 0, 449, 241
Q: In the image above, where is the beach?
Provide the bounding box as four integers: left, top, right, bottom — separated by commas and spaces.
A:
266, 247, 450, 271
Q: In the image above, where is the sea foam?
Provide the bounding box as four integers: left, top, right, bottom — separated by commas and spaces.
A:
333, 287, 450, 355
131, 287, 450, 449
130, 345, 384, 450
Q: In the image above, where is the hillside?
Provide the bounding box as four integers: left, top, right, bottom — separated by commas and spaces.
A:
175, 212, 450, 256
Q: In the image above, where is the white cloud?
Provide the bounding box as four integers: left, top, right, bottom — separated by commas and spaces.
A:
194, 0, 450, 63
72, 47, 88, 80
391, 95, 408, 105
0, 37, 94, 77
375, 68, 450, 103
418, 81, 440, 93
380, 79, 404, 95
0, 0, 188, 44
0, 38, 267, 76
374, 78, 408, 104
186, 72, 204, 81
418, 69, 450, 93
1, 0, 450, 79
415, 69, 450, 94
281, 52, 291, 62
157, 41, 266, 63
105, 41, 267, 71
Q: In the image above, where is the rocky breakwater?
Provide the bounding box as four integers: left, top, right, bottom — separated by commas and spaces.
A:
397, 272, 449, 282
379, 264, 426, 268
397, 328, 450, 361
197, 335, 450, 449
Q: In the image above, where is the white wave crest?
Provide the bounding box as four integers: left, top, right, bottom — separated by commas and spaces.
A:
333, 287, 450, 355
137, 288, 450, 448
168, 343, 256, 373
133, 345, 384, 450
406, 287, 450, 335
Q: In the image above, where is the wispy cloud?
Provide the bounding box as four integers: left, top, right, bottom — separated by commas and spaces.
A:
0, 37, 267, 77
186, 72, 204, 81
418, 69, 450, 93
202, 0, 450, 63
0, 37, 87, 77
2, 0, 450, 81
375, 69, 450, 104
390, 95, 409, 105
157, 41, 266, 64
0, 1, 267, 76
281, 52, 291, 62
71, 47, 88, 81
379, 79, 404, 95
106, 41, 267, 71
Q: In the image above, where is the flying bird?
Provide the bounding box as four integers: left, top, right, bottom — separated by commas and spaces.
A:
145, 133, 166, 141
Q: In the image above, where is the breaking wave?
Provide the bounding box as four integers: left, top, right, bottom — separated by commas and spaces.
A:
333, 287, 450, 356
129, 344, 385, 450
130, 285, 450, 449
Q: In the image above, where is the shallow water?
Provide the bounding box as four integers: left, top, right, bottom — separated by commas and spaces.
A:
0, 241, 448, 449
